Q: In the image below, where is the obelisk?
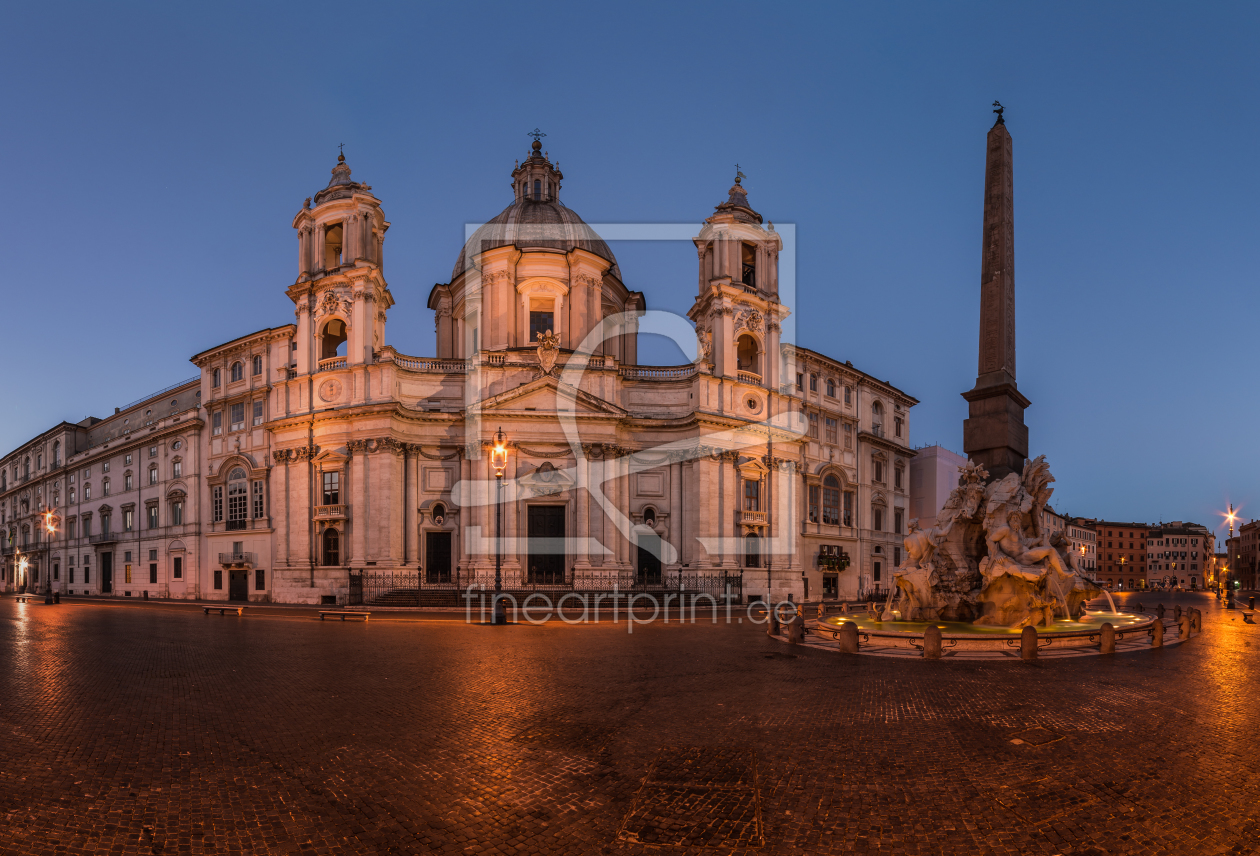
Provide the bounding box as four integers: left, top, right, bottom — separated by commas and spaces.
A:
962, 102, 1030, 481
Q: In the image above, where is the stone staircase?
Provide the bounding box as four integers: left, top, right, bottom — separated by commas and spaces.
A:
368, 588, 460, 608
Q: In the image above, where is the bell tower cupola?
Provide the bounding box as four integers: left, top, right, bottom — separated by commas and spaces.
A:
688, 170, 786, 387
288, 151, 394, 375
512, 138, 563, 203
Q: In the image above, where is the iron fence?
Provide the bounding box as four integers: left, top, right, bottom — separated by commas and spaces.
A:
346, 568, 744, 606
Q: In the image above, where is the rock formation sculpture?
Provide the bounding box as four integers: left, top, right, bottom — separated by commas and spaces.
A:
885, 455, 1100, 627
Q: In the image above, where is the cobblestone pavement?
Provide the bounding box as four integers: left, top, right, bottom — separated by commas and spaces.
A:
0, 591, 1256, 855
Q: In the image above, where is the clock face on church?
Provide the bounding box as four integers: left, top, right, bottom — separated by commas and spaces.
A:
318, 379, 342, 403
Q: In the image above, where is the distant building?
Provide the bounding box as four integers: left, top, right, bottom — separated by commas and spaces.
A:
908, 445, 968, 529
1146, 521, 1211, 589
1095, 521, 1149, 590
1235, 520, 1260, 591
1064, 518, 1097, 575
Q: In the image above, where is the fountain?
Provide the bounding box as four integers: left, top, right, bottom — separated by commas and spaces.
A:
816, 455, 1153, 647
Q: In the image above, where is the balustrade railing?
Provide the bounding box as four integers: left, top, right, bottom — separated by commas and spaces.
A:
620, 365, 697, 381
317, 357, 347, 372
314, 504, 348, 519
218, 552, 256, 565
737, 371, 762, 386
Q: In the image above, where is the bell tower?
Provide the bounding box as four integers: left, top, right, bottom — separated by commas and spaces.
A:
288, 152, 394, 375
688, 171, 785, 386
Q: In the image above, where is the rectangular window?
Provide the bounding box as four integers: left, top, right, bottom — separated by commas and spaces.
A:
322, 472, 340, 505
809, 374, 817, 392
172, 500, 183, 525
843, 491, 853, 527
796, 372, 803, 390
102, 461, 110, 473
874, 507, 884, 532
83, 517, 92, 537
255, 568, 265, 590
149, 467, 157, 485
844, 423, 852, 449
124, 454, 132, 466
894, 547, 901, 566
149, 563, 157, 584
529, 311, 555, 343
147, 506, 158, 529
70, 566, 75, 584
894, 467, 903, 489
173, 556, 182, 579
894, 509, 903, 534
149, 446, 157, 458
125, 563, 132, 584
173, 461, 181, 478
844, 386, 852, 405
212, 486, 223, 522
230, 403, 245, 432
873, 460, 884, 483
808, 485, 820, 523
83, 562, 89, 584
825, 417, 838, 445
213, 412, 222, 436
808, 412, 819, 439
54, 563, 59, 580
149, 549, 157, 561
252, 481, 264, 518
214, 570, 222, 589
123, 509, 133, 531
68, 518, 76, 539
253, 400, 264, 426
744, 479, 760, 512
894, 416, 903, 438
873, 561, 881, 582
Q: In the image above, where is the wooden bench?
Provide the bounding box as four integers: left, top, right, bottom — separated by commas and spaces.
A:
202, 605, 247, 615
319, 610, 370, 621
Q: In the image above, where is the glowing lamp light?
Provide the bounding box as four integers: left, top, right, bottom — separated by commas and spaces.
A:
491, 427, 508, 478
43, 509, 59, 536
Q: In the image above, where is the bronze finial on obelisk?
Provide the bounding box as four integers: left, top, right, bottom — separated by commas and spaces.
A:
962, 102, 1030, 481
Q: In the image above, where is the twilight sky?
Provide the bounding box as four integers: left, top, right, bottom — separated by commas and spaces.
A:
2, 2, 1257, 540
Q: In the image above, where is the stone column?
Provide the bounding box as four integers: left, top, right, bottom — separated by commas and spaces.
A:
669, 458, 682, 567
574, 455, 589, 569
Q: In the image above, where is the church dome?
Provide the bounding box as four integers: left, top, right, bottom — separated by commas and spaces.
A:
451, 141, 620, 280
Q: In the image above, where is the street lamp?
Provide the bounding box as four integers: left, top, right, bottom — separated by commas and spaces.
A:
491, 427, 508, 625
42, 507, 60, 604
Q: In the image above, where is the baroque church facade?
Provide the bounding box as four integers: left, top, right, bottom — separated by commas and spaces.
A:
0, 142, 916, 606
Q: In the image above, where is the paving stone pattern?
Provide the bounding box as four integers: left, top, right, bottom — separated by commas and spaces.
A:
0, 592, 1256, 855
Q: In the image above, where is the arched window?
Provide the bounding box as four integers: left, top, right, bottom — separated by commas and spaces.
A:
252, 355, 263, 376
533, 179, 541, 200
822, 475, 841, 525
736, 334, 760, 376
227, 467, 248, 530
230, 361, 244, 383
642, 507, 656, 527
320, 319, 347, 360
323, 527, 340, 566
872, 400, 884, 431
826, 379, 836, 398
744, 533, 761, 569
212, 368, 221, 388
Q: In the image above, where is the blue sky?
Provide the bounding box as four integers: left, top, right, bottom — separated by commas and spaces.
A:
2, 2, 1257, 539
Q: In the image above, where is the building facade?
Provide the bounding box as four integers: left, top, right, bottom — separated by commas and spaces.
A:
1, 146, 915, 605
908, 445, 968, 530
1146, 522, 1211, 589
1094, 521, 1148, 590
1064, 517, 1097, 575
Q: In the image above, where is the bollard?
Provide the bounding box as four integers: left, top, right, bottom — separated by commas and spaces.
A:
1173, 604, 1181, 620
1251, 597, 1256, 610
837, 621, 860, 654
53, 592, 60, 604
786, 614, 806, 644
1020, 625, 1038, 661
1135, 602, 1145, 613
1156, 604, 1165, 618
1150, 618, 1164, 648
923, 625, 942, 660
1100, 622, 1115, 654
767, 610, 781, 637
1178, 614, 1192, 638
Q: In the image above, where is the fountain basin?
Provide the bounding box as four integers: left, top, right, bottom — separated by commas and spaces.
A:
810, 610, 1157, 654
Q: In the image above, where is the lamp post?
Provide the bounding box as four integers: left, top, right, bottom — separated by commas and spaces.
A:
491, 427, 508, 625
42, 506, 60, 604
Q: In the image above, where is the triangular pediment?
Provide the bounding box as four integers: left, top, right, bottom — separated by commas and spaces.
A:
479, 375, 626, 417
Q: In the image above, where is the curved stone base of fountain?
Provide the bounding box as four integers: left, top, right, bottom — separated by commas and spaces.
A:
798, 609, 1169, 660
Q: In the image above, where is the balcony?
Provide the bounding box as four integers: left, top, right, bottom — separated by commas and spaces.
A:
226, 519, 248, 531
219, 552, 256, 567
314, 504, 348, 520
89, 532, 119, 545
740, 510, 768, 526
736, 371, 762, 386
317, 357, 347, 372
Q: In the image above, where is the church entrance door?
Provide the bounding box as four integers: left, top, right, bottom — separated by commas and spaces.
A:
426, 532, 452, 583
527, 505, 566, 586
636, 533, 662, 586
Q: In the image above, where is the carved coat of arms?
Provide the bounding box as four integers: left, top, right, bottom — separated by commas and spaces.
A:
536, 328, 560, 375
